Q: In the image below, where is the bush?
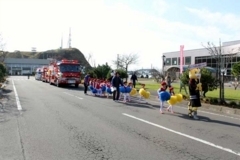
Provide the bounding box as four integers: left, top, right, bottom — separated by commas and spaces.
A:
228, 101, 238, 108
210, 98, 219, 105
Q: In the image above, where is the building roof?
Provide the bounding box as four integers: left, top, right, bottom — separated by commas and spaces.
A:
4, 58, 51, 64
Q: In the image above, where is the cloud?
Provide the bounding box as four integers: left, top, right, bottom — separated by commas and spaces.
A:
152, 0, 169, 16
0, 0, 239, 69
185, 7, 240, 31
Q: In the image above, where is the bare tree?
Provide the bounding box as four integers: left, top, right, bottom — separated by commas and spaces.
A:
0, 34, 7, 62
84, 53, 94, 67
202, 40, 238, 103
112, 53, 139, 73
232, 77, 239, 90
149, 68, 164, 83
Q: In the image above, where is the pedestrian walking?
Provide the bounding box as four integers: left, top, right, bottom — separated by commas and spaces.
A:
179, 78, 188, 95
165, 73, 171, 89
130, 73, 138, 88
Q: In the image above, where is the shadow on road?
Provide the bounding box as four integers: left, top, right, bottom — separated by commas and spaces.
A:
124, 102, 155, 109
2, 89, 12, 94
177, 113, 240, 128
56, 85, 84, 91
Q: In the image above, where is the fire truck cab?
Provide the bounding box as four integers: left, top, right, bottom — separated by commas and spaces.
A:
48, 59, 81, 87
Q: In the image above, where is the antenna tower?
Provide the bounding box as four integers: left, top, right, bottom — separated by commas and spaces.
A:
68, 27, 71, 48
60, 33, 63, 49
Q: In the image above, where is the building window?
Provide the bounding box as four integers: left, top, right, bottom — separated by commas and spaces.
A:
206, 57, 211, 64
211, 63, 216, 68
212, 58, 216, 63
172, 57, 177, 65
178, 57, 184, 65
195, 58, 201, 64
237, 57, 240, 62
185, 56, 191, 65
165, 58, 171, 65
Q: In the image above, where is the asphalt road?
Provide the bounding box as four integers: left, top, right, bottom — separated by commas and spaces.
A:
0, 76, 240, 160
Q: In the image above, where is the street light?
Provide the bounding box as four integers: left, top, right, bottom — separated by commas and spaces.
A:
162, 55, 166, 76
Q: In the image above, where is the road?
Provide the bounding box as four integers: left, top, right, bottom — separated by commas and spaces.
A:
0, 76, 240, 160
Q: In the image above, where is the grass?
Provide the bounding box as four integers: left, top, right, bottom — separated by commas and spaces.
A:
135, 78, 240, 101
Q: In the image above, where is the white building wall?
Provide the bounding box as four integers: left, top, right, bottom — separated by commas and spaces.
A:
163, 41, 240, 65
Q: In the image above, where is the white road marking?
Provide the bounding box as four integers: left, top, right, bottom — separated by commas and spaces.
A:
122, 113, 240, 157
12, 80, 22, 111
63, 92, 83, 100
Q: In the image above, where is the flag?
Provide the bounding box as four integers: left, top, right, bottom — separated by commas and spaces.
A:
180, 45, 184, 73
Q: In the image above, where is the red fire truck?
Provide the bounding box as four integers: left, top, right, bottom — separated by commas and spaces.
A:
47, 59, 81, 87
41, 66, 49, 82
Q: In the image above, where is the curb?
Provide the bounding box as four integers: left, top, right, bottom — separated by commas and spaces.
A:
148, 95, 240, 116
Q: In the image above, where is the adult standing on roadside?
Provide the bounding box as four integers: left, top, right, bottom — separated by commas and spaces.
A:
111, 72, 123, 101
130, 73, 138, 88
83, 73, 90, 94
108, 70, 115, 82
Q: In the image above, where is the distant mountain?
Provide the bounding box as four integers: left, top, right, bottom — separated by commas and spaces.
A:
5, 48, 92, 69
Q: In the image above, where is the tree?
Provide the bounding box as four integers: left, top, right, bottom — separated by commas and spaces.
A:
232, 61, 240, 77
0, 63, 7, 82
112, 53, 139, 79
88, 63, 112, 79
0, 34, 7, 62
180, 68, 219, 97
106, 69, 128, 81
148, 68, 164, 83
85, 53, 94, 67
231, 62, 240, 90
202, 40, 238, 103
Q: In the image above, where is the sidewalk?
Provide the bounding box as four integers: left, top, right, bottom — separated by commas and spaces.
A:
147, 90, 240, 116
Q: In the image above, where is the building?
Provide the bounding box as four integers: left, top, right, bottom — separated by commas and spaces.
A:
4, 58, 51, 75
163, 40, 240, 78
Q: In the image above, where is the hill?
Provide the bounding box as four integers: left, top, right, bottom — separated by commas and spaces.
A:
5, 48, 92, 69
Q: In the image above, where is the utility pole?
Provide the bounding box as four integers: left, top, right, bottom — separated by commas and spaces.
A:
117, 54, 119, 69
219, 38, 225, 103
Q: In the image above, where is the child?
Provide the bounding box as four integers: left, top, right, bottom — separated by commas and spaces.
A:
106, 80, 112, 98
96, 80, 102, 96
122, 81, 130, 103
157, 81, 167, 114
127, 82, 133, 101
166, 87, 175, 113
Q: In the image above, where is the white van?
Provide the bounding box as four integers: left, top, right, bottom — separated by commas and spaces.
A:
35, 68, 42, 80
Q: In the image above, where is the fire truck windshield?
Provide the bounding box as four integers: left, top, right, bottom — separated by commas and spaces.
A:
59, 64, 80, 72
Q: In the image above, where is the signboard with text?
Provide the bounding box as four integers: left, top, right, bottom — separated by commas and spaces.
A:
188, 62, 207, 69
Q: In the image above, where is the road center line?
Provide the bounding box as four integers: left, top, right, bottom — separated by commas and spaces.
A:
122, 113, 240, 157
12, 80, 22, 111
63, 92, 83, 99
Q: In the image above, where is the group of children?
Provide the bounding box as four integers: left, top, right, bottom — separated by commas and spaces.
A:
88, 78, 134, 103
88, 78, 176, 114
158, 81, 175, 114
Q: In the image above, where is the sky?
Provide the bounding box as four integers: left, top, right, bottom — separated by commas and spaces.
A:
0, 0, 240, 70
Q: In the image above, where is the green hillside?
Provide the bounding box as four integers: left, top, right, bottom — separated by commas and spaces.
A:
5, 48, 91, 69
